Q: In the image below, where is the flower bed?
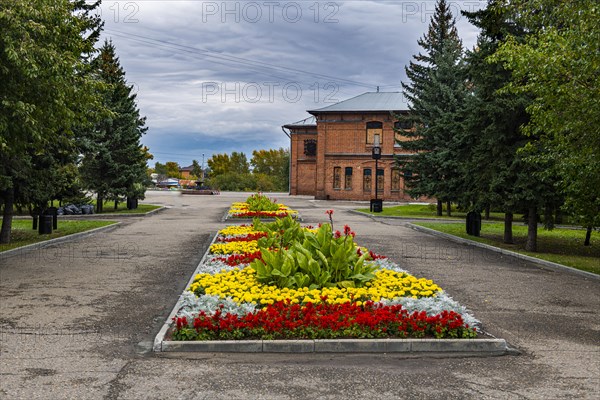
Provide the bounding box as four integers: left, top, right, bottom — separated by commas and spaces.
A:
171, 211, 480, 341
226, 194, 299, 219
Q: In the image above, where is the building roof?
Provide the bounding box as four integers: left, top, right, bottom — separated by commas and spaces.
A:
308, 92, 408, 114
180, 165, 194, 171
282, 116, 317, 129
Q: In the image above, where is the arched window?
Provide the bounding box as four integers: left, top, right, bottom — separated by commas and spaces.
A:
363, 168, 372, 192
366, 121, 383, 145
333, 167, 341, 189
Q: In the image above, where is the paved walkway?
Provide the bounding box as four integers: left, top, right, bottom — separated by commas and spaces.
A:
0, 192, 598, 399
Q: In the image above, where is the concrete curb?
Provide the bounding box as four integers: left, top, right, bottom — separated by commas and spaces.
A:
159, 338, 509, 354
0, 222, 121, 260
407, 223, 599, 280
154, 224, 511, 355
153, 232, 218, 352
13, 206, 167, 220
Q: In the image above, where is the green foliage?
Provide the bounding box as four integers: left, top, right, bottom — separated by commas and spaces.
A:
398, 0, 466, 205
0, 0, 103, 243
250, 223, 377, 290
191, 160, 203, 179
164, 161, 181, 179
252, 215, 307, 248
246, 193, 280, 212
206, 148, 289, 192
78, 40, 148, 212
491, 0, 600, 232
251, 148, 290, 191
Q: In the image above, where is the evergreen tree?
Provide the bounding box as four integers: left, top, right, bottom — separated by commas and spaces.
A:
79, 40, 148, 213
398, 0, 466, 216
461, 2, 531, 244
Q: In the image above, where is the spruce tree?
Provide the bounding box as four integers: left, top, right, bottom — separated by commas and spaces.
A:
461, 2, 530, 243
398, 0, 465, 216
79, 40, 148, 213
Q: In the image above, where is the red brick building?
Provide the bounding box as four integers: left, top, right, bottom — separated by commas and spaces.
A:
283, 92, 421, 201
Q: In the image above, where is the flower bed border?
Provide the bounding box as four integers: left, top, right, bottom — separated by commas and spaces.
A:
153, 231, 510, 355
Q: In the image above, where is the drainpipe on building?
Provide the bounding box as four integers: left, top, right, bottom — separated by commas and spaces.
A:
281, 126, 292, 195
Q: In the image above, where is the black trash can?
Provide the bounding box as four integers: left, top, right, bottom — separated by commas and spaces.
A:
45, 207, 58, 230
370, 199, 383, 213
466, 211, 481, 237
39, 215, 53, 235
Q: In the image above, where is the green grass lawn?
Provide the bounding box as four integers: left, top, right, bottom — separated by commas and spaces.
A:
0, 219, 117, 252
92, 201, 161, 214
414, 221, 600, 275
357, 204, 516, 221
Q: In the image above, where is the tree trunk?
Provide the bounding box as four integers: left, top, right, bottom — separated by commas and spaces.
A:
446, 200, 451, 217
584, 226, 592, 246
485, 204, 491, 220
555, 208, 563, 225
525, 206, 537, 252
96, 194, 103, 213
114, 200, 118, 210
504, 212, 514, 244
436, 200, 442, 216
0, 189, 15, 244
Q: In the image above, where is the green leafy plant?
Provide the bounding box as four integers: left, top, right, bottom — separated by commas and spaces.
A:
250, 223, 377, 289
246, 193, 280, 211
252, 215, 307, 249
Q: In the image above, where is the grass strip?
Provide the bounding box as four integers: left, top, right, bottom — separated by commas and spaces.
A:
414, 222, 599, 275
0, 219, 117, 252
93, 202, 162, 214
356, 204, 517, 221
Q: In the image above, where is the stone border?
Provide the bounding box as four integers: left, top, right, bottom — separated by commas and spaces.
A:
153, 230, 511, 355
0, 222, 121, 260
160, 338, 509, 354
407, 223, 599, 281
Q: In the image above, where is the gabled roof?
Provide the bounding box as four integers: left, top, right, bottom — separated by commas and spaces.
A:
308, 92, 408, 114
282, 115, 317, 129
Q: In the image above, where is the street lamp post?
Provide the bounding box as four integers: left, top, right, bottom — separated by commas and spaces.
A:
371, 135, 382, 212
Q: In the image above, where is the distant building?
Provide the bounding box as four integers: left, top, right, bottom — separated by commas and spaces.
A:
179, 165, 194, 179
283, 92, 424, 201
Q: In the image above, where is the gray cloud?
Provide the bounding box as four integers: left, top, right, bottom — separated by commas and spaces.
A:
97, 0, 485, 165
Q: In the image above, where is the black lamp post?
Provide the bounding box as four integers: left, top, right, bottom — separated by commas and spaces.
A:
370, 136, 382, 212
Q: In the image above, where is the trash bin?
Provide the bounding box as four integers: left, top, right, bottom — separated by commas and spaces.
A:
466, 211, 481, 237
370, 199, 383, 213
45, 207, 58, 230
39, 215, 53, 235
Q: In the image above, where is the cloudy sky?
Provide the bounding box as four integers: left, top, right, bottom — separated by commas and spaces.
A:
96, 0, 485, 167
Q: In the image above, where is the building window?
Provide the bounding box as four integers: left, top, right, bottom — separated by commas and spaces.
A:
394, 120, 413, 145
377, 169, 384, 192
344, 167, 353, 190
304, 139, 317, 156
333, 167, 341, 189
391, 169, 401, 191
394, 120, 413, 130
366, 121, 383, 145
363, 168, 372, 192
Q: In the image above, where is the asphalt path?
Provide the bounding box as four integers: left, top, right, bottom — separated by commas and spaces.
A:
1, 191, 598, 399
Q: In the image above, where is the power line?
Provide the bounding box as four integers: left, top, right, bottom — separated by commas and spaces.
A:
104, 29, 379, 89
